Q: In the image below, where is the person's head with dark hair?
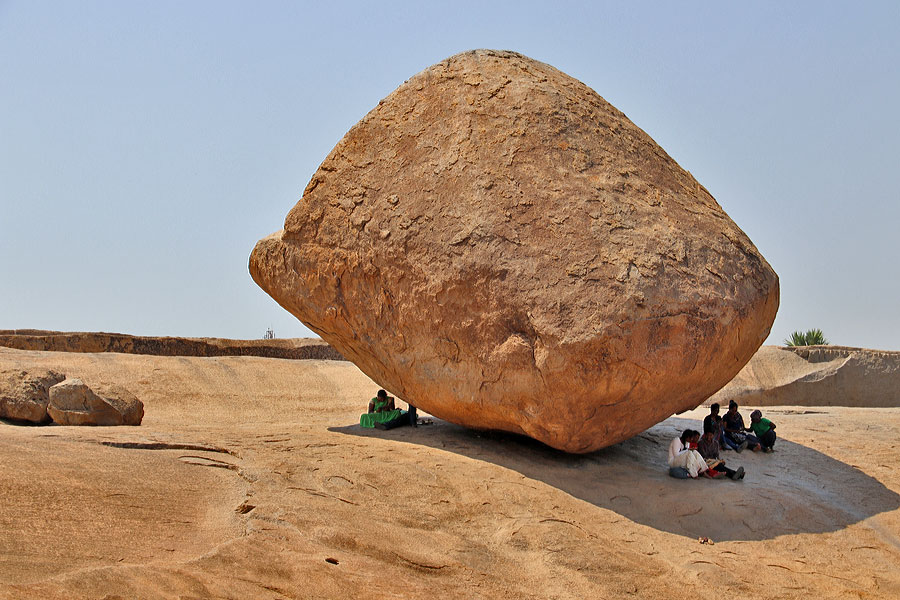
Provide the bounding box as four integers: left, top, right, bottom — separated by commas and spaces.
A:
710, 403, 720, 416
680, 429, 694, 444
703, 421, 715, 436
377, 389, 387, 400
750, 409, 762, 423
727, 400, 738, 414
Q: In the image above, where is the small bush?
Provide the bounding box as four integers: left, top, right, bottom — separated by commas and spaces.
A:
784, 329, 829, 346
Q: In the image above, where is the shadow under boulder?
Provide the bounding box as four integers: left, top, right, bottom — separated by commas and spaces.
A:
330, 415, 900, 542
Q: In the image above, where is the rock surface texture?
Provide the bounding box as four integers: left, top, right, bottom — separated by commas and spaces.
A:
250, 49, 779, 452
48, 378, 144, 426
0, 369, 66, 422
710, 345, 900, 408
0, 330, 345, 361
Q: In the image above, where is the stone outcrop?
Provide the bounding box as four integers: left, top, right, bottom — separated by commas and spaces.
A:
0, 330, 345, 361
48, 378, 144, 426
710, 345, 900, 407
249, 49, 779, 452
0, 369, 66, 422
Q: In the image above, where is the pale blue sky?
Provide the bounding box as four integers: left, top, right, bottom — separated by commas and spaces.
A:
1, 1, 898, 349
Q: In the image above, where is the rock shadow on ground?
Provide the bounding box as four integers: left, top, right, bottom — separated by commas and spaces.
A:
330, 415, 900, 542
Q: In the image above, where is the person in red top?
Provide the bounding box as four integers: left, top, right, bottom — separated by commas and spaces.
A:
697, 427, 745, 480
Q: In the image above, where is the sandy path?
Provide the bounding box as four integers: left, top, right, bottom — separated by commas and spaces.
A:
1, 347, 899, 599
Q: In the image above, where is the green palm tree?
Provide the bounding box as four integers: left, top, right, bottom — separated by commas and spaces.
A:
784, 329, 829, 346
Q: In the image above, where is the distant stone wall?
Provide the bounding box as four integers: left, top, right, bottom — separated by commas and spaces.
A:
0, 330, 346, 361
708, 345, 900, 407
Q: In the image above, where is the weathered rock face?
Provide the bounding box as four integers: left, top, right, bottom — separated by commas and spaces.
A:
48, 379, 144, 426
710, 345, 900, 408
0, 369, 66, 422
250, 49, 779, 452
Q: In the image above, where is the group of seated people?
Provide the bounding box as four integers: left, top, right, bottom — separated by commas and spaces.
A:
708, 400, 777, 453
668, 400, 777, 480
359, 391, 778, 483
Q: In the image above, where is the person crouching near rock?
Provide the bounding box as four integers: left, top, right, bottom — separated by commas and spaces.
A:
668, 429, 718, 478
698, 426, 745, 480
360, 389, 418, 430
747, 410, 776, 452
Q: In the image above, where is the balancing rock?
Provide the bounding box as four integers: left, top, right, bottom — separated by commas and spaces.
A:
249, 49, 779, 452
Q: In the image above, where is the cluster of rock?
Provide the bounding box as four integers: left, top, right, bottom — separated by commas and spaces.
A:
0, 369, 143, 426
250, 49, 778, 452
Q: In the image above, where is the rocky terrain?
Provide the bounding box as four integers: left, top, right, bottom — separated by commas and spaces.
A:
710, 345, 900, 407
1, 368, 143, 425
2, 344, 899, 599
0, 329, 344, 360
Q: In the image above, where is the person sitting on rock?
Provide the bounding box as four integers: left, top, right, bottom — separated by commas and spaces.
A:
747, 409, 776, 452
367, 389, 395, 415
668, 429, 719, 478
360, 389, 399, 428
359, 389, 417, 430
722, 400, 761, 452
375, 401, 418, 430
697, 426, 745, 480
703, 403, 730, 450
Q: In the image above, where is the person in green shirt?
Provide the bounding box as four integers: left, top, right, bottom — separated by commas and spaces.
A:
367, 389, 396, 414
747, 410, 776, 452
360, 389, 417, 429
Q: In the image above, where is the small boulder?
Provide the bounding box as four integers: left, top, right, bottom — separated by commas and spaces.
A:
0, 369, 66, 423
47, 379, 144, 426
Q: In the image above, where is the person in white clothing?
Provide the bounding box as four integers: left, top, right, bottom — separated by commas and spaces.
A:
668, 429, 715, 478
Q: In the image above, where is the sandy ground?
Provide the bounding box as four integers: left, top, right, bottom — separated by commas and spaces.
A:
1, 346, 899, 599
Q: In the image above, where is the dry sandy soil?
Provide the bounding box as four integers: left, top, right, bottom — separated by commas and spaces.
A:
2, 346, 899, 599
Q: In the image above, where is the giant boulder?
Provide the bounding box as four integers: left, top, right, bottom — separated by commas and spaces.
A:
249, 49, 779, 452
